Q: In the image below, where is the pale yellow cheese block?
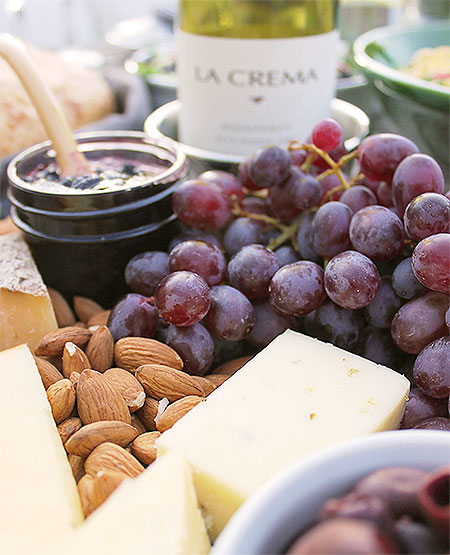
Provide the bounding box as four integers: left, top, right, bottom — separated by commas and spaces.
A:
0, 344, 83, 554
0, 233, 57, 351
60, 451, 211, 555
158, 330, 410, 539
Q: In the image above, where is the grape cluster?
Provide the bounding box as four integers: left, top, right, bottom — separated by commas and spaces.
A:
108, 119, 449, 430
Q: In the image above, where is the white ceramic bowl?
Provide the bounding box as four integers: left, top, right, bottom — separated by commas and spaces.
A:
212, 430, 450, 555
144, 99, 370, 174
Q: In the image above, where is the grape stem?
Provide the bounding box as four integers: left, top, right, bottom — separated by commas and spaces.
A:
289, 140, 359, 191
233, 142, 361, 252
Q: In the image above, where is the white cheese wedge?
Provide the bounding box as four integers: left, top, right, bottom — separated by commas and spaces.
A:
0, 344, 83, 554
0, 233, 57, 351
60, 451, 211, 555
158, 330, 410, 540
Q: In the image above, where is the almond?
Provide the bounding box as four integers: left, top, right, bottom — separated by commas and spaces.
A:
47, 379, 76, 424
35, 326, 92, 357
114, 337, 183, 372
78, 470, 126, 517
85, 325, 114, 373
33, 355, 64, 389
62, 342, 90, 377
210, 355, 253, 375
130, 431, 160, 465
73, 296, 104, 324
77, 369, 131, 425
68, 454, 85, 483
205, 373, 230, 388
58, 416, 82, 446
156, 396, 204, 433
191, 375, 216, 396
65, 421, 139, 457
88, 309, 111, 327
84, 442, 144, 478
136, 397, 159, 431
136, 364, 204, 402
48, 288, 76, 327
70, 371, 81, 390
130, 414, 147, 435
104, 368, 146, 412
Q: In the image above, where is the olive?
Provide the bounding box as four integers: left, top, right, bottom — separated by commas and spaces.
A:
287, 518, 399, 554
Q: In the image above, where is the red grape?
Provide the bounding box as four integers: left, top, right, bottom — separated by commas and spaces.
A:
248, 145, 292, 189
319, 173, 344, 202
324, 251, 380, 310
391, 291, 448, 354
404, 192, 450, 241
293, 172, 322, 211
400, 387, 449, 429
290, 148, 307, 167
349, 205, 405, 262
312, 201, 352, 258
304, 298, 364, 350
240, 196, 268, 219
391, 257, 426, 300
107, 293, 158, 341
198, 170, 244, 202
269, 261, 326, 316
358, 133, 419, 182
168, 230, 223, 251
124, 251, 169, 296
266, 177, 303, 224
376, 182, 393, 207
203, 285, 255, 341
358, 326, 405, 368
172, 179, 232, 230
363, 276, 402, 329
340, 185, 377, 214
296, 210, 320, 263
165, 323, 214, 376
412, 233, 450, 294
413, 336, 450, 398
247, 301, 291, 348
274, 245, 299, 266
312, 118, 343, 152
238, 157, 260, 191
223, 217, 263, 256
228, 244, 279, 300
392, 154, 445, 216
154, 271, 211, 326
169, 240, 226, 286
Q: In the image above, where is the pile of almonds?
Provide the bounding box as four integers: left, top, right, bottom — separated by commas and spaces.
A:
35, 290, 250, 518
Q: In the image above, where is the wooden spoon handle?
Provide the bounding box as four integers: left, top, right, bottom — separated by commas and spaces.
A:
0, 34, 90, 176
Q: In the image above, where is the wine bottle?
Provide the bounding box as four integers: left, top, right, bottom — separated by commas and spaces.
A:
177, 0, 339, 156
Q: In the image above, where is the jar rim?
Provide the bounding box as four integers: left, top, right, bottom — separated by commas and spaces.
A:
7, 130, 188, 197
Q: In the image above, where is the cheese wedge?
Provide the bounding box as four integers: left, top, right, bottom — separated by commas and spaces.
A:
0, 344, 83, 554
60, 451, 211, 555
158, 330, 410, 539
0, 233, 57, 351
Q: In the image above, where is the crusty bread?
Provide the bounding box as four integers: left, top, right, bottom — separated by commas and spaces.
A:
0, 44, 115, 159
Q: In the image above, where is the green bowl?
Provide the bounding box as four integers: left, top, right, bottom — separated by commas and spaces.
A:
352, 21, 450, 112
373, 78, 449, 177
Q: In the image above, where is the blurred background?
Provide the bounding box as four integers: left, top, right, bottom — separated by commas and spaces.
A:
0, 0, 448, 217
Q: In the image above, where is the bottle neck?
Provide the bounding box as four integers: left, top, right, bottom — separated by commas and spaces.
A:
179, 0, 338, 38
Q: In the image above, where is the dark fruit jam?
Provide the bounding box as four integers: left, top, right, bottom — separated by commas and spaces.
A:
23, 155, 171, 194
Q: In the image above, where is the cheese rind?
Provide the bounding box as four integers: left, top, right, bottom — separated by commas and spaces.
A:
0, 344, 83, 553
0, 233, 57, 351
158, 330, 410, 539
60, 451, 211, 555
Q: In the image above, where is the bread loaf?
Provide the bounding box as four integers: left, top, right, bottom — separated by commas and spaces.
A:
0, 44, 115, 159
